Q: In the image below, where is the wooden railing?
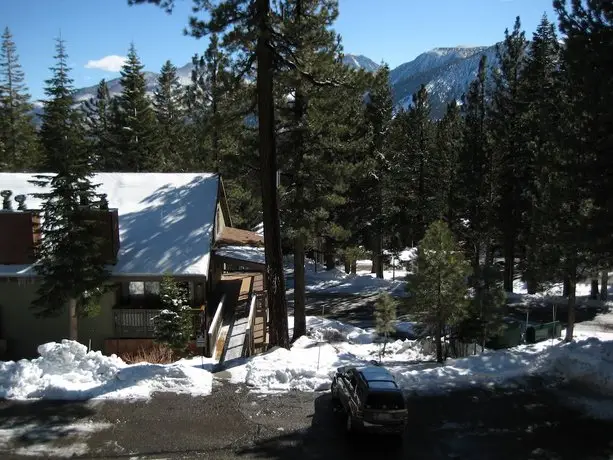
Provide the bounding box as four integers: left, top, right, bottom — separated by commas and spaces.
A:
113, 309, 160, 338
113, 308, 202, 339
207, 294, 226, 356
242, 293, 258, 358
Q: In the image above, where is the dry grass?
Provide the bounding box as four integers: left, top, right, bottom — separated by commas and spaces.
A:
121, 343, 174, 364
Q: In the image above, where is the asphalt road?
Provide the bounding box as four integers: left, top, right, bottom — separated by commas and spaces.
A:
1, 379, 612, 459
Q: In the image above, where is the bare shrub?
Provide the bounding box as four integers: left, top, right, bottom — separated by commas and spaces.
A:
121, 343, 174, 364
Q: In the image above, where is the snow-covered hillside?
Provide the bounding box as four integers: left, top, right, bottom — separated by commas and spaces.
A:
391, 45, 499, 117
342, 54, 380, 72
37, 45, 498, 121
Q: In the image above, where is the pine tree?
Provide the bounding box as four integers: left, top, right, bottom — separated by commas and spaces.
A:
407, 220, 470, 363
374, 292, 397, 361
552, 0, 612, 341
130, 0, 290, 347
457, 55, 505, 346
0, 27, 38, 170
274, 0, 359, 340
458, 55, 494, 272
83, 79, 119, 170
153, 60, 186, 171
393, 84, 434, 241
517, 15, 562, 294
186, 34, 234, 172
30, 38, 110, 340
490, 17, 528, 293
362, 66, 393, 278
186, 34, 261, 227
116, 43, 160, 171
432, 100, 464, 231
153, 274, 193, 356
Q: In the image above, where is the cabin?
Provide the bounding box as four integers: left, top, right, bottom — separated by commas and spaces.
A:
0, 172, 267, 361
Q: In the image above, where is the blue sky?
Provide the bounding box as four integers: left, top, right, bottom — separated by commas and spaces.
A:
2, 0, 557, 100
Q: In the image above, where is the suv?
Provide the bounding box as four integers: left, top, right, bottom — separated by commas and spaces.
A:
331, 365, 407, 435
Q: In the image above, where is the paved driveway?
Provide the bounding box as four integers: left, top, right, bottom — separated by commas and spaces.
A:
1, 380, 612, 459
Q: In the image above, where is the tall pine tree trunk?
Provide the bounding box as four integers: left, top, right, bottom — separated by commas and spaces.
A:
257, 0, 288, 348
503, 238, 514, 293
563, 277, 570, 297
564, 271, 577, 343
435, 323, 443, 364
344, 259, 350, 274
373, 232, 383, 278
590, 276, 599, 300
68, 298, 78, 341
292, 234, 306, 341
600, 270, 608, 301
324, 237, 335, 271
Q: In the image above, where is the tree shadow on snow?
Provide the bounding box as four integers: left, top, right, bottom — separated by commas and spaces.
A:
113, 176, 217, 275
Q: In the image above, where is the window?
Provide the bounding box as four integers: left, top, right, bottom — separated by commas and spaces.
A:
120, 281, 161, 308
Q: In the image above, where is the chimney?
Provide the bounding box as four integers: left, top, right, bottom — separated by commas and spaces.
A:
99, 194, 109, 210
14, 194, 27, 211
1, 190, 13, 211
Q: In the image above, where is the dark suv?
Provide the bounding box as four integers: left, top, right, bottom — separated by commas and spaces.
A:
331, 365, 407, 435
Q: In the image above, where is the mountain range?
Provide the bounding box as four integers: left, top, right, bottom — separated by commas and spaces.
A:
45, 44, 501, 120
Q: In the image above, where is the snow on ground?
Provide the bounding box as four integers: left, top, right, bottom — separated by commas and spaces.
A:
226, 316, 430, 392
225, 315, 613, 405
0, 340, 213, 400
509, 275, 613, 309
285, 258, 407, 296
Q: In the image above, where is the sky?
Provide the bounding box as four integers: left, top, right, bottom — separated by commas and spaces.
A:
1, 0, 558, 100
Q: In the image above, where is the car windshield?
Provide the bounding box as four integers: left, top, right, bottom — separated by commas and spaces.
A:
365, 392, 405, 410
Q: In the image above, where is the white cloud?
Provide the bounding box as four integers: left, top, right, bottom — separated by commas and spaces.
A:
84, 55, 127, 72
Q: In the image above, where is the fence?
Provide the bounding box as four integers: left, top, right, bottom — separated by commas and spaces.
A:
419, 336, 484, 359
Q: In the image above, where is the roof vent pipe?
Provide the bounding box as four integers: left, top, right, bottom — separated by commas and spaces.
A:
14, 194, 27, 211
1, 190, 13, 211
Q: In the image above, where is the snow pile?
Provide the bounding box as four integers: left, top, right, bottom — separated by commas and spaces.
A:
393, 341, 555, 395
228, 315, 613, 399
307, 316, 376, 345
548, 337, 613, 396
0, 340, 213, 400
227, 316, 431, 393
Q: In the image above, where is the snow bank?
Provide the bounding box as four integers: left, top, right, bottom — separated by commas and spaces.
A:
548, 337, 613, 396
228, 315, 613, 399
227, 316, 430, 393
0, 340, 213, 400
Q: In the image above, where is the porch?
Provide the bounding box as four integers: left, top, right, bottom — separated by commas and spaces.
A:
103, 272, 268, 359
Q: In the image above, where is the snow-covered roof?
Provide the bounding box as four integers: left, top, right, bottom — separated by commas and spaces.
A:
214, 245, 266, 265
0, 172, 219, 277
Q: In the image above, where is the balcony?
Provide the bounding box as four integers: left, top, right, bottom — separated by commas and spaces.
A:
112, 308, 203, 338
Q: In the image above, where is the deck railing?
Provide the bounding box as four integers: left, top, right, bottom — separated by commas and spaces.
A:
207, 294, 226, 356
113, 308, 202, 339
113, 309, 160, 338
242, 293, 258, 358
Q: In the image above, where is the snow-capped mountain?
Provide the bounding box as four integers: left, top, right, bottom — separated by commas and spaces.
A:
342, 54, 380, 72
71, 62, 195, 103
390, 45, 499, 118
40, 45, 499, 121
